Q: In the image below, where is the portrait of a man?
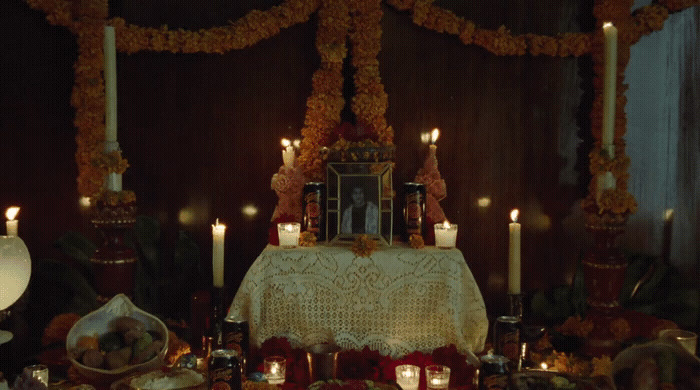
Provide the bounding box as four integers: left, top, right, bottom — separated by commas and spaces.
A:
340, 178, 379, 234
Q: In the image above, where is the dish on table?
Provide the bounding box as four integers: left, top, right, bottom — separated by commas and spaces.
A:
65, 294, 169, 384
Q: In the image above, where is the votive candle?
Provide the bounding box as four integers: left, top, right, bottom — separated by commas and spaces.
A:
278, 223, 300, 247
434, 221, 457, 248
395, 365, 420, 390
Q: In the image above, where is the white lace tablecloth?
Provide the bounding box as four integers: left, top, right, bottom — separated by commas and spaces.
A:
227, 244, 488, 358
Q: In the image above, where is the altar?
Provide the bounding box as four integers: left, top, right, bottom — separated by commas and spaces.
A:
227, 244, 488, 358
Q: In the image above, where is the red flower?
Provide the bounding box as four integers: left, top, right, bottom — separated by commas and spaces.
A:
337, 347, 383, 381
431, 345, 477, 387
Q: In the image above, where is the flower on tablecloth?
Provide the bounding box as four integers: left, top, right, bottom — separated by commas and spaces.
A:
352, 235, 378, 257
591, 355, 613, 377
431, 345, 477, 387
299, 231, 317, 247
557, 315, 593, 338
42, 313, 81, 346
409, 234, 424, 249
337, 347, 384, 381
610, 317, 631, 341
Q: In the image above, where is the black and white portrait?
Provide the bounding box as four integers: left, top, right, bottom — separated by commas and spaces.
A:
340, 176, 379, 234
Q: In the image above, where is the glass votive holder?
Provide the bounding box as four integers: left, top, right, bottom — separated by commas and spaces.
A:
264, 356, 286, 385
425, 365, 450, 390
395, 364, 420, 390
659, 329, 698, 355
434, 221, 457, 248
277, 223, 300, 247
23, 364, 49, 386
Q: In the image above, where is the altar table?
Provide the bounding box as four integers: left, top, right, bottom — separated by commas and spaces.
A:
227, 245, 488, 358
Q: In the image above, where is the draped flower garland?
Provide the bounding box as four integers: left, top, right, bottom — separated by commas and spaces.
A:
23, 0, 700, 219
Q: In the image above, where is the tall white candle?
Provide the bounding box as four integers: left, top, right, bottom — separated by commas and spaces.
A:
212, 219, 226, 288
104, 26, 117, 144
104, 25, 122, 192
5, 207, 19, 237
508, 209, 521, 294
601, 22, 617, 158
281, 138, 295, 168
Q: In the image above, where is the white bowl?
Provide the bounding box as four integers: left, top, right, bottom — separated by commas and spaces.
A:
66, 294, 169, 384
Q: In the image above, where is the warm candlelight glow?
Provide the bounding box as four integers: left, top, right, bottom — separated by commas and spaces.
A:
665, 209, 674, 220
5, 207, 19, 221
510, 209, 519, 223
442, 220, 451, 229
212, 219, 226, 288
213, 218, 226, 232
281, 138, 291, 148
477, 197, 491, 208
285, 223, 294, 232
241, 204, 259, 218
540, 362, 548, 370
292, 139, 301, 148
430, 128, 440, 144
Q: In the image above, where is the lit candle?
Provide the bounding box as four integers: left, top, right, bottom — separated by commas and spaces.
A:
281, 138, 295, 168
395, 365, 420, 390
434, 220, 457, 248
508, 209, 521, 294
104, 25, 122, 192
5, 207, 19, 237
212, 219, 226, 288
425, 365, 450, 390
277, 223, 300, 247
264, 356, 286, 385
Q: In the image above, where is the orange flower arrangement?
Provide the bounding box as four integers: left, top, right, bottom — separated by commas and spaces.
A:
23, 0, 699, 208
299, 231, 318, 247
409, 234, 424, 249
352, 234, 378, 257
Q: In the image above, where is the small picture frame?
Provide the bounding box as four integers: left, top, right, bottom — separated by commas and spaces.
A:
326, 162, 393, 245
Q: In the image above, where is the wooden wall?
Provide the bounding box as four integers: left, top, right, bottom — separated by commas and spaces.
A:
1, 0, 697, 354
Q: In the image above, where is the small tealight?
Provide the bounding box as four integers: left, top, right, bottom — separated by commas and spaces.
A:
395, 364, 420, 390
277, 223, 300, 247
264, 356, 286, 385
434, 221, 457, 248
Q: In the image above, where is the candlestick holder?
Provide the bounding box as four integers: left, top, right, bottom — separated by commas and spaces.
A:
91, 195, 137, 304
508, 293, 524, 321
210, 286, 227, 351
581, 219, 627, 357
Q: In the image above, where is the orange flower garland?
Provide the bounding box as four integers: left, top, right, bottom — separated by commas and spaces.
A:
23, 0, 700, 211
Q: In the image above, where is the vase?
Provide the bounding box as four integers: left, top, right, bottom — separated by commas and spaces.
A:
90, 201, 137, 304
582, 222, 627, 357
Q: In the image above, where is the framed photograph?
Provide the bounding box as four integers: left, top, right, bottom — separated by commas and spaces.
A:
326, 162, 393, 245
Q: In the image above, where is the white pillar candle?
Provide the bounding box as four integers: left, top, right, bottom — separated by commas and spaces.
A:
601, 22, 617, 157
5, 207, 19, 237
434, 221, 457, 248
277, 223, 300, 247
104, 26, 118, 144
104, 25, 122, 192
508, 209, 521, 295
212, 219, 226, 288
281, 138, 295, 168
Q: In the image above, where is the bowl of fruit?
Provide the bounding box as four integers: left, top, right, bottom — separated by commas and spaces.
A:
66, 294, 169, 384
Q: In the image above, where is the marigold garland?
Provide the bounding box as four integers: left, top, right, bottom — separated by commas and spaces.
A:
352, 234, 378, 257
24, 0, 699, 212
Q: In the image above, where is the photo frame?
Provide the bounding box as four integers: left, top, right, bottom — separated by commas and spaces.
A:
326, 162, 393, 245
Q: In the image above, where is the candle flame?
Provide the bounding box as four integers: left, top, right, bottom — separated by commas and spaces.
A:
665, 209, 674, 220
421, 132, 431, 144
477, 197, 491, 208
285, 224, 294, 232
510, 209, 519, 223
5, 207, 19, 221
431, 128, 440, 144
442, 220, 451, 228
292, 139, 301, 148
212, 218, 226, 231
281, 138, 291, 148
540, 362, 548, 370
602, 22, 613, 28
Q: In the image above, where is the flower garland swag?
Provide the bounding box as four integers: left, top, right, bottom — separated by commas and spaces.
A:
23, 0, 700, 200
251, 337, 477, 390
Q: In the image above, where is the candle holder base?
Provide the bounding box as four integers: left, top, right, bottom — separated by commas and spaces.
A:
508, 293, 525, 321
